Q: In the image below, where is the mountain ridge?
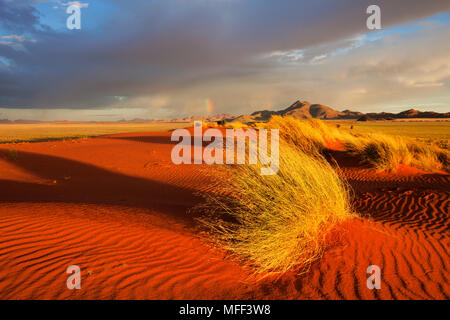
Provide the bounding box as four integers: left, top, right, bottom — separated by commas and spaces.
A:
232, 100, 449, 123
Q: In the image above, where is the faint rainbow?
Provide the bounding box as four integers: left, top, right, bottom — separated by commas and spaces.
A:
205, 98, 214, 115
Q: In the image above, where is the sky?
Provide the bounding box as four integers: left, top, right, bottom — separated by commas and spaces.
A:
0, 0, 449, 121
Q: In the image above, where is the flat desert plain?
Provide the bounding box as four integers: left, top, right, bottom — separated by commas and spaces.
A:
0, 124, 448, 299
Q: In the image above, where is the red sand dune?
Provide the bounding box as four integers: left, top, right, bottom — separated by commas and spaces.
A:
0, 131, 448, 299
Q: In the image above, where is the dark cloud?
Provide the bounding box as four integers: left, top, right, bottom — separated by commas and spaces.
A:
0, 0, 449, 113
0, 0, 42, 33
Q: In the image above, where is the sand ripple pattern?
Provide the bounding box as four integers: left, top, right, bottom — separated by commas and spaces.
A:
0, 132, 448, 299
0, 203, 251, 299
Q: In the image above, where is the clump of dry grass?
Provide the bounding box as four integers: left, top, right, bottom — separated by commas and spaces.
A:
264, 116, 327, 153
193, 143, 354, 277
344, 133, 450, 172
264, 116, 348, 154
266, 116, 449, 172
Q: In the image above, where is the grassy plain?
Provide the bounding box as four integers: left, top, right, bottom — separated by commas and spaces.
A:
328, 120, 450, 140
0, 122, 189, 143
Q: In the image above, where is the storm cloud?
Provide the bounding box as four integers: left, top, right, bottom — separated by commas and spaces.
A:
0, 0, 449, 119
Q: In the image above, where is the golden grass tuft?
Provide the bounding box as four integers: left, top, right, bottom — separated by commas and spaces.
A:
263, 116, 351, 154
265, 116, 449, 173
344, 133, 449, 172
264, 116, 327, 153
193, 143, 354, 277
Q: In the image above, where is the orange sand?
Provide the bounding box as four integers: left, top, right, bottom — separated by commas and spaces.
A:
0, 131, 448, 299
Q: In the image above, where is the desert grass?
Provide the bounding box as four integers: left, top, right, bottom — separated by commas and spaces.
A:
263, 116, 350, 154
193, 143, 354, 277
264, 116, 326, 154
265, 116, 449, 172
337, 121, 450, 140
344, 134, 449, 172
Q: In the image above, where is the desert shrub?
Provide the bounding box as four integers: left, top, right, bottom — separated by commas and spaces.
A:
193, 143, 354, 277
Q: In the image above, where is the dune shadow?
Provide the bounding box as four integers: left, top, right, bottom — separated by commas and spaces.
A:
105, 135, 179, 146
323, 149, 370, 169
106, 133, 221, 148
0, 150, 205, 227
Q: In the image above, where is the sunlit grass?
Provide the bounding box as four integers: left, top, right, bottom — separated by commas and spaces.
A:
333, 121, 450, 140
266, 116, 449, 172
344, 133, 449, 172
193, 143, 354, 277
0, 122, 189, 143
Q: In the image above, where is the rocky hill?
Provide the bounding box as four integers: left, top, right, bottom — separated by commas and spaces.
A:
231, 101, 449, 123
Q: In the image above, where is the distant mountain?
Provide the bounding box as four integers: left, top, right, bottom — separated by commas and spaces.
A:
356, 115, 374, 122
341, 109, 365, 119
366, 109, 450, 120
233, 100, 363, 122
282, 101, 344, 119
231, 100, 449, 123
